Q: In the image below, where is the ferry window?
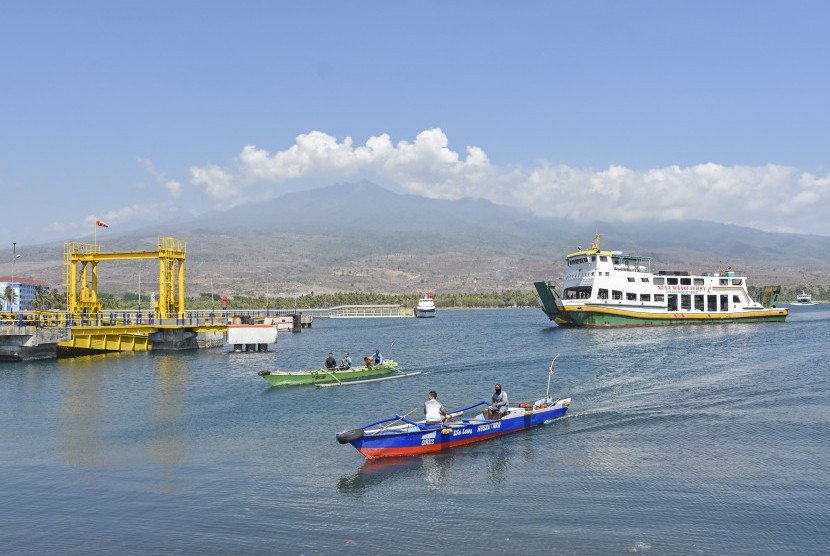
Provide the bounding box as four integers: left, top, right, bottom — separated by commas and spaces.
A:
641, 277, 649, 282
720, 294, 729, 311
732, 279, 742, 285
655, 294, 665, 303
732, 294, 741, 303
605, 272, 610, 276
667, 294, 678, 311
612, 290, 622, 300
598, 289, 608, 299
600, 256, 608, 262
680, 278, 691, 286
591, 255, 596, 261
654, 277, 665, 285
640, 294, 651, 302
694, 295, 704, 311
626, 292, 637, 301
565, 286, 593, 299
719, 279, 728, 286
681, 295, 691, 310
707, 295, 717, 311
693, 278, 704, 286
627, 277, 635, 282
667, 277, 678, 285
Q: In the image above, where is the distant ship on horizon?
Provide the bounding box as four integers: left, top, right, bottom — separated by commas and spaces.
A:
792, 291, 817, 306
414, 292, 436, 318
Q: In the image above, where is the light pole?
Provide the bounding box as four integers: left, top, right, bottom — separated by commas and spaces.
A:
265, 271, 272, 315
11, 242, 21, 311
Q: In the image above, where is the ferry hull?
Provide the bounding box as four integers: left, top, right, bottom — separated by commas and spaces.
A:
552, 306, 789, 327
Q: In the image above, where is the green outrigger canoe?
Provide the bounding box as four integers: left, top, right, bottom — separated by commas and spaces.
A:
258, 360, 401, 387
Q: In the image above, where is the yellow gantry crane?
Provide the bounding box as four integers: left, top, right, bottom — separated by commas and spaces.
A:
64, 237, 186, 319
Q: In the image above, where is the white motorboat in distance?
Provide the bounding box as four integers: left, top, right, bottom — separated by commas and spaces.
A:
792, 291, 818, 306
414, 292, 436, 318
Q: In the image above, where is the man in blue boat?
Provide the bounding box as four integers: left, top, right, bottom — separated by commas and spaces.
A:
485, 383, 508, 420
374, 349, 384, 365
325, 353, 337, 370
424, 390, 448, 425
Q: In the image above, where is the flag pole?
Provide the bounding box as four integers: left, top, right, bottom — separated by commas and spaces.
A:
546, 353, 560, 399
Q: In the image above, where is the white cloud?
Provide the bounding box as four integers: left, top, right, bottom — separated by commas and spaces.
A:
188, 129, 830, 235
190, 164, 239, 201
138, 158, 183, 199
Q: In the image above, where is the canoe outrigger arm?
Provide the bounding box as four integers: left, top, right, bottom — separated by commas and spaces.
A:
352, 402, 488, 432
316, 370, 422, 388
320, 369, 342, 385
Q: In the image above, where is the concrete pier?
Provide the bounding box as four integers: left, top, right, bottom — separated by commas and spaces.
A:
150, 328, 200, 351
0, 326, 72, 361
226, 324, 278, 352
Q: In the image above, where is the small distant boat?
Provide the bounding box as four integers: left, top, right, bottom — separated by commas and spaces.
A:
337, 358, 571, 459
792, 291, 817, 306
258, 360, 402, 387
413, 291, 436, 318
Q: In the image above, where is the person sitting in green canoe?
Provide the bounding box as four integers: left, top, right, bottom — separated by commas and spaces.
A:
325, 353, 337, 370
340, 352, 352, 369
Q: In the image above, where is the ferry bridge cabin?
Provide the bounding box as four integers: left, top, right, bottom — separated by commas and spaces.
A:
534, 237, 787, 326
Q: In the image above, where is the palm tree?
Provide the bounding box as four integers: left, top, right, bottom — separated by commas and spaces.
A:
3, 284, 17, 311
31, 285, 46, 310
47, 289, 66, 310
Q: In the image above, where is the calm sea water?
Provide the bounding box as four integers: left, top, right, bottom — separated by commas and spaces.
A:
1, 307, 828, 555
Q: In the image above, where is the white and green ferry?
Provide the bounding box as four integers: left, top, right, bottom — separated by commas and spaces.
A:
534, 235, 788, 327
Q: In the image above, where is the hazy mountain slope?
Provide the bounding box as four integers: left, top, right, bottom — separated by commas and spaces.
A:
10, 181, 830, 296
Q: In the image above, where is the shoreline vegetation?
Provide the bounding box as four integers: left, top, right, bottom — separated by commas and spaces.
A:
25, 287, 829, 312
131, 290, 542, 311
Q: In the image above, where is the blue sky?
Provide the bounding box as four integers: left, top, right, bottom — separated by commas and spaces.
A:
2, 1, 829, 248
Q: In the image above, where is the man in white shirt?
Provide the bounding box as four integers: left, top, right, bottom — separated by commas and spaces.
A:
424, 390, 447, 425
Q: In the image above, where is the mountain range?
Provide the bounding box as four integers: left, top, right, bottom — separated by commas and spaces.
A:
11, 181, 830, 298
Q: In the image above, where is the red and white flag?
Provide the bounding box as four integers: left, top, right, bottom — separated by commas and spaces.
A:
95, 220, 109, 228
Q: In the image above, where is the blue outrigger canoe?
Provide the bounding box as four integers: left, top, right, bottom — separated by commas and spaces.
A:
337, 394, 571, 459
